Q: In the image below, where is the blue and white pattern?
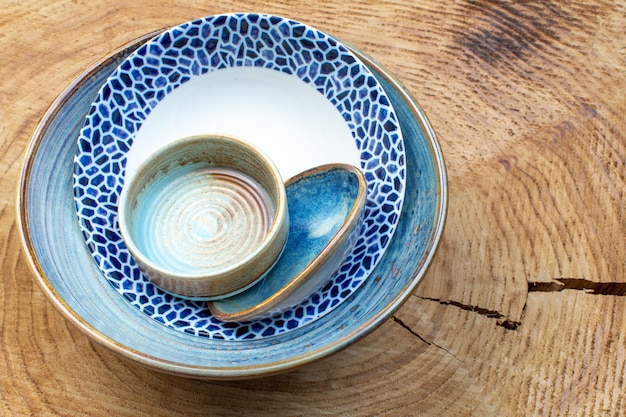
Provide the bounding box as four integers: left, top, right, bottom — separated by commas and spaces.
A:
73, 13, 405, 340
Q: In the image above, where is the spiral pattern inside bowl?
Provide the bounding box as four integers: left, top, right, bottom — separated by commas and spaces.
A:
132, 164, 274, 275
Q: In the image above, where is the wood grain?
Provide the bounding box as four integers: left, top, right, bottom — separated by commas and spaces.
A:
1, 0, 624, 415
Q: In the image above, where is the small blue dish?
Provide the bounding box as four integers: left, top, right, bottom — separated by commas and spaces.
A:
209, 163, 366, 322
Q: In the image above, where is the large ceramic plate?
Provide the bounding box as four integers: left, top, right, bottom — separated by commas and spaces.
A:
18, 31, 446, 379
72, 14, 406, 340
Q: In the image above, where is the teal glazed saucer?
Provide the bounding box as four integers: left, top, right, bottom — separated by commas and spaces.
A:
209, 163, 367, 322
18, 30, 447, 379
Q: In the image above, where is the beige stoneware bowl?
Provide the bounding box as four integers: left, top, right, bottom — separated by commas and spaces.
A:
117, 134, 289, 300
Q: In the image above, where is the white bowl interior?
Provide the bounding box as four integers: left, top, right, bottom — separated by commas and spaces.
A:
126, 66, 360, 180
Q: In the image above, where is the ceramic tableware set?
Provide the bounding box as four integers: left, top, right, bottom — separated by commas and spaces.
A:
18, 13, 447, 379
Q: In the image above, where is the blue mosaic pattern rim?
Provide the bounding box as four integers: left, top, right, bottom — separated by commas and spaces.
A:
72, 13, 405, 340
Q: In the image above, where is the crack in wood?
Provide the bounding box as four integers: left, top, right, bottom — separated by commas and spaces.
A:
392, 316, 432, 345
412, 278, 626, 334
415, 296, 521, 330
528, 278, 626, 296
391, 316, 460, 361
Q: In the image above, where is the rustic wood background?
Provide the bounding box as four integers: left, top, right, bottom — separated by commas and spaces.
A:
2, 1, 624, 415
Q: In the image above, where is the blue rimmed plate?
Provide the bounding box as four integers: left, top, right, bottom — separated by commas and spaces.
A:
72, 14, 406, 340
18, 30, 446, 379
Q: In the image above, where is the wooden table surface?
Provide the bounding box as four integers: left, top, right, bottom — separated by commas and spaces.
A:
2, 1, 624, 415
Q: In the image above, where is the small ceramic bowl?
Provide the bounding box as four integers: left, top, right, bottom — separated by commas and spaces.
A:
208, 163, 367, 322
117, 134, 289, 300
